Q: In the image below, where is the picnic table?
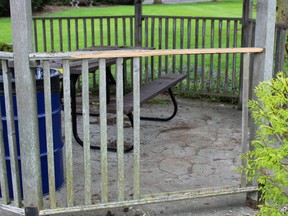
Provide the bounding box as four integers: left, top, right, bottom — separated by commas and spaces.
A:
51, 46, 186, 152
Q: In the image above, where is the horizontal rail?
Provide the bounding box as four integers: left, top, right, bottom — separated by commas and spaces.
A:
143, 15, 242, 21
29, 48, 264, 60
248, 18, 288, 29
32, 15, 134, 20
0, 52, 14, 60
39, 186, 258, 215
0, 205, 24, 215
33, 15, 241, 21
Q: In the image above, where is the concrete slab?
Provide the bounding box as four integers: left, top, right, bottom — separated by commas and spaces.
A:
0, 97, 258, 215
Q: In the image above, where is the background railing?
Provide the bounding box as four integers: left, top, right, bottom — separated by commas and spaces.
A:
244, 19, 288, 75
32, 15, 288, 98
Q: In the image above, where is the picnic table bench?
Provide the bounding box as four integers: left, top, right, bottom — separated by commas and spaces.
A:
70, 0, 92, 7
107, 73, 186, 127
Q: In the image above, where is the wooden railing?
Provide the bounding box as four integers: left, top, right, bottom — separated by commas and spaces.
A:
246, 19, 288, 75
0, 48, 263, 215
32, 15, 288, 97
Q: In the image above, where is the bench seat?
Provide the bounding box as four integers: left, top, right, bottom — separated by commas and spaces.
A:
107, 73, 186, 116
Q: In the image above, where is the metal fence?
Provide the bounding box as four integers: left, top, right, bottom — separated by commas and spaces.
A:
0, 48, 262, 215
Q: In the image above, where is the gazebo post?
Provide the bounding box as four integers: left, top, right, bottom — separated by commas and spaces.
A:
238, 0, 253, 108
242, 0, 253, 47
134, 0, 142, 47
246, 0, 276, 208
9, 0, 43, 211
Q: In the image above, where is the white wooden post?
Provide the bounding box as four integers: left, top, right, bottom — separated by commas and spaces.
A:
246, 0, 276, 208
252, 0, 276, 84
9, 0, 43, 210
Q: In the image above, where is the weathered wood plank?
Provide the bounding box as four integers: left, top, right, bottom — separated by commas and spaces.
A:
30, 48, 264, 60
43, 60, 56, 208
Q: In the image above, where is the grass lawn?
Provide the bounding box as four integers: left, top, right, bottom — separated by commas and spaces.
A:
0, 0, 249, 95
0, 0, 246, 44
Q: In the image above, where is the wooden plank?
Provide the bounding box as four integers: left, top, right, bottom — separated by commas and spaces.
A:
75, 18, 79, 50
133, 57, 141, 200
82, 59, 92, 205
151, 17, 155, 80
232, 21, 238, 91
144, 17, 149, 82
100, 18, 104, 46
39, 186, 257, 215
122, 17, 127, 45
225, 21, 230, 92
209, 20, 215, 91
194, 19, 199, 91
99, 59, 108, 203
172, 18, 177, 73
59, 19, 63, 51
43, 61, 56, 209
134, 0, 142, 47
10, 0, 43, 208
201, 19, 206, 91
165, 18, 169, 74
91, 18, 95, 47
63, 60, 74, 207
33, 20, 39, 52
42, 20, 47, 52
0, 60, 11, 204
116, 58, 125, 201
279, 29, 286, 72
83, 18, 88, 48
108, 74, 186, 114
217, 20, 223, 93
241, 53, 250, 187
130, 17, 133, 46
107, 18, 111, 46
30, 48, 264, 60
180, 18, 184, 88
50, 19, 55, 51
142, 15, 241, 21
0, 52, 14, 59
186, 18, 191, 91
68, 19, 71, 51
158, 18, 162, 78
114, 18, 118, 46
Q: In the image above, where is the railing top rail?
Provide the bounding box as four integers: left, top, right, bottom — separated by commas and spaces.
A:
32, 15, 242, 21
0, 51, 14, 60
29, 48, 264, 60
248, 18, 288, 29
142, 15, 242, 21
32, 15, 135, 20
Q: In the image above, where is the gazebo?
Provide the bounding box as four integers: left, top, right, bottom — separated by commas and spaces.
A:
0, 0, 280, 215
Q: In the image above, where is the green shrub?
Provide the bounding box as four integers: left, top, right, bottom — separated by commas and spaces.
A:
49, 0, 71, 6
0, 0, 10, 17
0, 0, 50, 17
0, 42, 13, 52
240, 72, 288, 215
94, 0, 134, 5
